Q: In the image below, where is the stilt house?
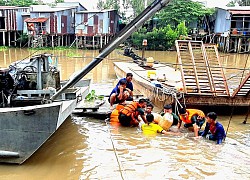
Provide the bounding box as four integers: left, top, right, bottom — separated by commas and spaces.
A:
214, 6, 250, 53
23, 3, 86, 48
0, 6, 29, 46
74, 9, 120, 49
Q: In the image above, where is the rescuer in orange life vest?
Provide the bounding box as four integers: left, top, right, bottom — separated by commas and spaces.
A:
178, 108, 205, 137
118, 98, 148, 127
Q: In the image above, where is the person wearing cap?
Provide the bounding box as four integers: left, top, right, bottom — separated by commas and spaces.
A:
200, 112, 226, 144
161, 104, 180, 127
178, 108, 205, 137
119, 98, 148, 127
116, 72, 134, 99
108, 79, 130, 109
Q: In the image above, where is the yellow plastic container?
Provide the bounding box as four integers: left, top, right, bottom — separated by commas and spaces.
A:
146, 57, 154, 67
147, 70, 156, 79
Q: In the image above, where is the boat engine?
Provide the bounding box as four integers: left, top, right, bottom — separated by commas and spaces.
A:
0, 68, 14, 106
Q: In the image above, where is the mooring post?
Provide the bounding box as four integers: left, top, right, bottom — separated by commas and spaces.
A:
142, 39, 147, 62
243, 106, 250, 124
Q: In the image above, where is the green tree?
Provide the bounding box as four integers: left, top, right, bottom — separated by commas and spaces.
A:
0, 0, 39, 6
130, 0, 154, 17
228, 0, 250, 6
237, 0, 250, 6
155, 0, 214, 28
55, 0, 64, 3
97, 0, 119, 11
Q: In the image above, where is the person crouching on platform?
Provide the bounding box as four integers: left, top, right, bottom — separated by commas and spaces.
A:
199, 112, 226, 144
116, 73, 133, 100
119, 98, 148, 127
109, 79, 130, 109
178, 108, 205, 137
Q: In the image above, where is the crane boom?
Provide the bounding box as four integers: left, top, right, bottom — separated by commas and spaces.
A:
51, 0, 172, 101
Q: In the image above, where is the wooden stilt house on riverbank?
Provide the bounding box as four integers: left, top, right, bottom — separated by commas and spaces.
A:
0, 6, 29, 47
74, 9, 120, 49
213, 6, 250, 53
24, 3, 86, 48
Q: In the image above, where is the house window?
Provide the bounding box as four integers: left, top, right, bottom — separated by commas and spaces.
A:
0, 17, 5, 29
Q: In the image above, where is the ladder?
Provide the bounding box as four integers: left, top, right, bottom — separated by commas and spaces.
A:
175, 40, 229, 96
204, 44, 229, 96
232, 72, 250, 97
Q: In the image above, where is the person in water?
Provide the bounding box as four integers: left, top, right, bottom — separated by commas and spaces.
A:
116, 73, 133, 100
178, 108, 205, 137
141, 114, 178, 135
161, 104, 180, 127
109, 79, 130, 109
119, 98, 148, 127
145, 103, 154, 115
200, 112, 226, 144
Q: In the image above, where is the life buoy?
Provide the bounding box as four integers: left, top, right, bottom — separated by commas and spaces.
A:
158, 113, 173, 131
152, 113, 163, 124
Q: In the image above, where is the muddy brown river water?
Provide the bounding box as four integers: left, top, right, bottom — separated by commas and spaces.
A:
0, 48, 249, 179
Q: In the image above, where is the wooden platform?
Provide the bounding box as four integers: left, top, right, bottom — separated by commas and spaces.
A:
72, 94, 146, 120
73, 99, 111, 120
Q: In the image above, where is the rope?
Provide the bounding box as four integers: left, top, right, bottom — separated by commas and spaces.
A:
225, 105, 235, 140
104, 118, 126, 180
239, 53, 250, 85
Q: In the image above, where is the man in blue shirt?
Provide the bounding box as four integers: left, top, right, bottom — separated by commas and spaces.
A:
200, 112, 226, 144
109, 79, 130, 109
116, 73, 133, 99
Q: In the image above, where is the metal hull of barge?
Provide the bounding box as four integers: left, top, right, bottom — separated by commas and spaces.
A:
0, 100, 74, 164
0, 85, 90, 164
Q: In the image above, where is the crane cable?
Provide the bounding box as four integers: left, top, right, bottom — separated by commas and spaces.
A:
104, 118, 126, 180
225, 53, 250, 140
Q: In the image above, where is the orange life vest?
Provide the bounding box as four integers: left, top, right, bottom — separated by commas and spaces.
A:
120, 102, 140, 116
179, 109, 205, 124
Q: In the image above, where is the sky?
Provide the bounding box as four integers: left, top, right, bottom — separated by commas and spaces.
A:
43, 0, 231, 10
80, 0, 232, 10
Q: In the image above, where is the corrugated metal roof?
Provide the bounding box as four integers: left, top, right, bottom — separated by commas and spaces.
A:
24, 17, 48, 23
229, 10, 250, 15
76, 9, 116, 14
0, 6, 16, 9
30, 5, 75, 12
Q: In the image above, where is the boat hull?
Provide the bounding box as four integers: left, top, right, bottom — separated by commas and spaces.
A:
0, 100, 75, 164
0, 84, 90, 164
113, 61, 250, 109
114, 62, 174, 108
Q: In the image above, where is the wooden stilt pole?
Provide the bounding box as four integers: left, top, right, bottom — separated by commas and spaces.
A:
100, 35, 103, 48
3, 31, 5, 46
237, 38, 241, 53
61, 35, 64, 46
52, 36, 54, 47
14, 32, 17, 47
234, 37, 237, 53
8, 31, 10, 47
